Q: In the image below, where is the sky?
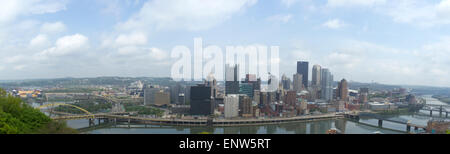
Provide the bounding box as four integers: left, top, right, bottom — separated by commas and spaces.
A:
0, 0, 450, 87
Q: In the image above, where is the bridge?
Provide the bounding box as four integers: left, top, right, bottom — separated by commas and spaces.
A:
345, 112, 427, 133
36, 102, 129, 126
420, 104, 450, 118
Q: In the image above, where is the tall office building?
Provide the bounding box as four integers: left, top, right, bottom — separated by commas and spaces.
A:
297, 61, 309, 89
338, 79, 348, 101
205, 73, 218, 98
311, 65, 322, 100
224, 94, 239, 118
144, 87, 159, 106
312, 65, 321, 87
260, 92, 269, 105
154, 91, 170, 106
320, 68, 333, 101
293, 73, 303, 93
144, 86, 170, 106
281, 74, 291, 90
359, 93, 368, 104
242, 74, 260, 97
239, 83, 254, 98
239, 95, 253, 117
285, 91, 297, 106
170, 83, 183, 104
359, 87, 369, 105
225, 64, 240, 95
253, 90, 260, 104
190, 84, 214, 115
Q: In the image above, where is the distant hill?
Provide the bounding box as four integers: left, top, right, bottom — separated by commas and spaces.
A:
0, 77, 175, 88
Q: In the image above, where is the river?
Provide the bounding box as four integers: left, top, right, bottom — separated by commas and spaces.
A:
64, 95, 447, 134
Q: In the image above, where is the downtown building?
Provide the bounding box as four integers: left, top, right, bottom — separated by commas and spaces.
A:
311, 65, 322, 100
293, 73, 303, 93
144, 86, 170, 106
190, 84, 215, 115
239, 83, 254, 98
239, 95, 253, 118
281, 74, 291, 90
297, 61, 309, 89
224, 94, 239, 118
241, 74, 261, 99
225, 64, 240, 95
320, 68, 334, 102
337, 79, 348, 101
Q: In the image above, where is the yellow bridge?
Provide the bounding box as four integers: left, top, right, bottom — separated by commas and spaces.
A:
37, 103, 98, 119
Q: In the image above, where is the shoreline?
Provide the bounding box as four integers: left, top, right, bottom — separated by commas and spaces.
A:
66, 113, 344, 130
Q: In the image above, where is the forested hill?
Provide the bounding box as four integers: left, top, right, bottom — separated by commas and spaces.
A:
0, 89, 77, 134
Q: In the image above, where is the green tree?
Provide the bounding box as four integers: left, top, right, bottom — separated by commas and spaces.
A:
0, 88, 77, 134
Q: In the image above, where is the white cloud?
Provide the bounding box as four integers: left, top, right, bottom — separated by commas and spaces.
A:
29, 0, 67, 14
327, 0, 386, 8
266, 14, 293, 23
322, 19, 347, 29
114, 46, 168, 61
149, 48, 168, 60
326, 0, 450, 27
40, 21, 66, 34
97, 0, 141, 18
0, 1, 22, 23
310, 39, 450, 87
383, 0, 450, 27
117, 46, 141, 55
30, 34, 50, 47
0, 0, 67, 24
38, 34, 89, 57
118, 0, 258, 31
115, 32, 148, 46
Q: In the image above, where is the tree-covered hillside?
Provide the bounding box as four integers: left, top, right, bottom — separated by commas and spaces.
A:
0, 88, 77, 134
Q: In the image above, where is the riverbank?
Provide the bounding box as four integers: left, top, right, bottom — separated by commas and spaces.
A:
374, 108, 411, 115
432, 95, 450, 104
69, 113, 344, 127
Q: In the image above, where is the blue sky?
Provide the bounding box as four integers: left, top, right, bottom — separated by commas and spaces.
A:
1, 0, 450, 87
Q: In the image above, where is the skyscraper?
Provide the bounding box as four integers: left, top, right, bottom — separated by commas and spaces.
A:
144, 86, 159, 106
225, 64, 240, 95
242, 74, 260, 97
190, 84, 214, 115
311, 64, 322, 100
239, 95, 253, 117
293, 73, 303, 93
338, 79, 348, 101
297, 61, 309, 89
312, 65, 321, 87
239, 83, 254, 98
320, 68, 333, 101
205, 73, 217, 98
281, 74, 291, 90
224, 94, 239, 118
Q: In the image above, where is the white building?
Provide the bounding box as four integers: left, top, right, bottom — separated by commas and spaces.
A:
224, 94, 239, 118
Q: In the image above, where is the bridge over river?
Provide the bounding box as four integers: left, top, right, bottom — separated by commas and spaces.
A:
344, 111, 427, 133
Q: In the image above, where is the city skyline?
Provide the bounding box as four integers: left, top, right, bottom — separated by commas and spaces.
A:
1, 0, 450, 88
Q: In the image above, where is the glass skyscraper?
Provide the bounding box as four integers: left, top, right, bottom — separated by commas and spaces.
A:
297, 61, 309, 89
